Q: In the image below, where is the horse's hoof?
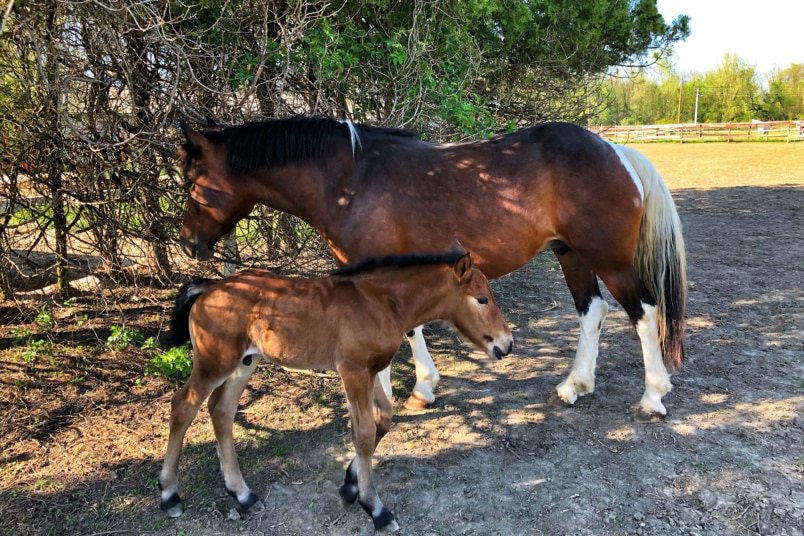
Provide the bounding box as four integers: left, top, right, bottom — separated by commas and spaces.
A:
377, 518, 400, 533
546, 390, 572, 408
632, 407, 666, 423
242, 498, 265, 515
373, 508, 399, 532
160, 492, 183, 517
339, 483, 359, 507
404, 393, 430, 411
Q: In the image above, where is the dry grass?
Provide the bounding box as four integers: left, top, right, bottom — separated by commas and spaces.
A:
629, 142, 804, 189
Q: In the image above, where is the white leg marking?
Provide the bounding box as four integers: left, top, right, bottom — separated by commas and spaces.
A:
556, 297, 609, 405
408, 326, 439, 404
636, 303, 672, 415
377, 366, 392, 403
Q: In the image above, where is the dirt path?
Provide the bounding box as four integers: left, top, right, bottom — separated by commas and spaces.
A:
1, 144, 802, 535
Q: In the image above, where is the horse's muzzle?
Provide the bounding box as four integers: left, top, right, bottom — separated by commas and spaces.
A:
180, 237, 214, 261
493, 340, 513, 360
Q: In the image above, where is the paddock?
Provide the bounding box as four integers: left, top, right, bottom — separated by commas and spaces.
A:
0, 142, 802, 535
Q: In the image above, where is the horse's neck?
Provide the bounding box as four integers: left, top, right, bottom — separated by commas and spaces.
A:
252, 160, 351, 229
359, 270, 451, 330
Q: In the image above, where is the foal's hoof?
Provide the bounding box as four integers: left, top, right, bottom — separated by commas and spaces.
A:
373, 507, 399, 533
404, 393, 430, 411
242, 498, 265, 515
632, 407, 666, 424
339, 482, 359, 507
160, 493, 184, 518
546, 390, 572, 408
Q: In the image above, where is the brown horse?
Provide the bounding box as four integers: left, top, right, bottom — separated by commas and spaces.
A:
177, 117, 686, 420
158, 247, 513, 531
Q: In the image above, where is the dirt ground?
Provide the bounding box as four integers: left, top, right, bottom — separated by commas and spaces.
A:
1, 143, 802, 535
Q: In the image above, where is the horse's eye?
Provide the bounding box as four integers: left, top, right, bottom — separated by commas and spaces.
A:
477, 296, 489, 305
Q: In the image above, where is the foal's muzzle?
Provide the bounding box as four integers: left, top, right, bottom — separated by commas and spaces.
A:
493, 340, 514, 360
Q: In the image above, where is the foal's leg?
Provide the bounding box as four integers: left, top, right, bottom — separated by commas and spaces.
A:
338, 366, 398, 532
551, 249, 609, 406
206, 355, 265, 514
404, 326, 440, 410
598, 267, 672, 420
158, 371, 221, 517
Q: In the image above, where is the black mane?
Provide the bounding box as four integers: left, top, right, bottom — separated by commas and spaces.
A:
331, 252, 464, 278
196, 116, 417, 176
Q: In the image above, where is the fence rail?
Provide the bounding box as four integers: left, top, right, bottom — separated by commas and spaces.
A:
593, 121, 804, 143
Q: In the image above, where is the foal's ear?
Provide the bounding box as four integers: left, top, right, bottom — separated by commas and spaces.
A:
180, 119, 211, 153
453, 252, 473, 282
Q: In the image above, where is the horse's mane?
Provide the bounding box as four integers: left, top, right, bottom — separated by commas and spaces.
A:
331, 252, 464, 278
195, 116, 418, 176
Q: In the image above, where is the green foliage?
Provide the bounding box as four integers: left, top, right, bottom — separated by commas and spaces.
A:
596, 54, 804, 125
106, 326, 144, 351
145, 343, 193, 381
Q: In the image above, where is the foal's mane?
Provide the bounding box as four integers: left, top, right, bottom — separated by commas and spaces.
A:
193, 116, 417, 176
331, 252, 464, 278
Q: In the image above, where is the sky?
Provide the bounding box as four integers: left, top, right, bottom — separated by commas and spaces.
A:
656, 0, 803, 75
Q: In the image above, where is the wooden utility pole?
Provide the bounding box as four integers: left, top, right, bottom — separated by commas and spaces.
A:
677, 76, 683, 123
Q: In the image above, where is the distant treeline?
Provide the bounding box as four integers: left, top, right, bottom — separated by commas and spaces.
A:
595, 54, 804, 125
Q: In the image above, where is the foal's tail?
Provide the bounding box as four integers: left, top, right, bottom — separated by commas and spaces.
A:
164, 278, 215, 348
620, 146, 687, 369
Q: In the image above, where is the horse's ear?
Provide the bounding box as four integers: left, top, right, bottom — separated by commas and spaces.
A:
180, 119, 210, 153
453, 252, 472, 282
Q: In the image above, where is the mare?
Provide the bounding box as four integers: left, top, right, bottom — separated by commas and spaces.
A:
176, 116, 686, 420
158, 247, 513, 531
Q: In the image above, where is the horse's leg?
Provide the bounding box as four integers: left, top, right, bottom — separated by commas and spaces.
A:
338, 365, 398, 532
597, 266, 672, 420
206, 355, 264, 514
403, 326, 440, 410
551, 248, 609, 406
158, 371, 220, 517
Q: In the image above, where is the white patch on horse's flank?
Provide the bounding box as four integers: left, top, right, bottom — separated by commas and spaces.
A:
338, 119, 363, 158
609, 142, 644, 200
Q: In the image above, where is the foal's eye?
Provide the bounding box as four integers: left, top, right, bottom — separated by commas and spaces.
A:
477, 296, 489, 305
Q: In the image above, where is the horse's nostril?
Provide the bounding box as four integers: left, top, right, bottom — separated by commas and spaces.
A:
483, 335, 494, 343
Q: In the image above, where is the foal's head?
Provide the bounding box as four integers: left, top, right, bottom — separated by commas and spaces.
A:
444, 251, 514, 360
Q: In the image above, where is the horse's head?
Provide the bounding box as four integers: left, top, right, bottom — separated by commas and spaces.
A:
448, 248, 514, 360
177, 121, 255, 261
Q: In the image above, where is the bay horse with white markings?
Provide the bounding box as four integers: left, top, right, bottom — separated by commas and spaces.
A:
177, 117, 686, 420
158, 247, 513, 531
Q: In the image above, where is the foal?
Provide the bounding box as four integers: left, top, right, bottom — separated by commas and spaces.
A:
158, 249, 513, 532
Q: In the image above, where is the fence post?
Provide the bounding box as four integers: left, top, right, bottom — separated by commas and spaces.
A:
223, 230, 238, 276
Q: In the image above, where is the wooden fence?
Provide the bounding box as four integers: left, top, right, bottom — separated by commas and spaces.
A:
593, 121, 804, 143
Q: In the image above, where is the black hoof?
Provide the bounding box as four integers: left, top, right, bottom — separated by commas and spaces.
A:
546, 390, 572, 408
339, 482, 359, 506
240, 492, 265, 514
160, 492, 183, 518
372, 507, 399, 532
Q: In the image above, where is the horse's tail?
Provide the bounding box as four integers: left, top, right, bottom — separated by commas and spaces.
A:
619, 145, 687, 369
164, 278, 215, 348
